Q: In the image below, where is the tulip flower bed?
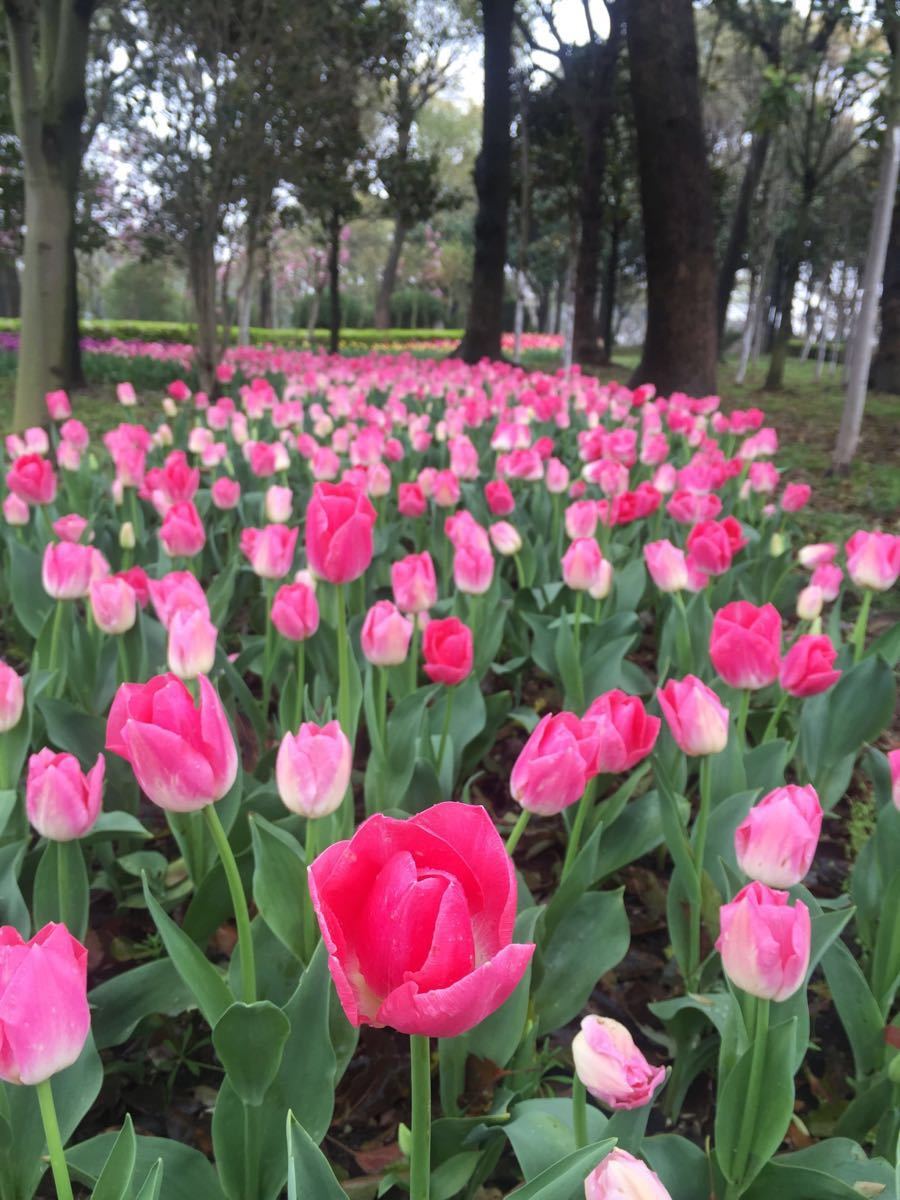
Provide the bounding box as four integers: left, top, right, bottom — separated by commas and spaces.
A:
0, 356, 899, 1200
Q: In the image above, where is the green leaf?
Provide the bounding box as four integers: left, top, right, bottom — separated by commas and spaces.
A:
69, 1134, 224, 1200
642, 1134, 711, 1200
213, 1001, 291, 1107
90, 960, 195, 1050
506, 1139, 617, 1200
715, 1016, 798, 1188
90, 1115, 136, 1200
742, 1139, 897, 1199
33, 839, 89, 941
0, 841, 30, 936
142, 874, 233, 1026
801, 655, 895, 782
8, 537, 53, 636
505, 1099, 609, 1181
285, 1111, 347, 1200
821, 939, 885, 1078
533, 889, 630, 1035
133, 1160, 164, 1200
250, 814, 307, 961
87, 812, 152, 840
430, 1151, 482, 1200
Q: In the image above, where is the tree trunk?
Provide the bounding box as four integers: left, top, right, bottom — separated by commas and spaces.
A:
0, 255, 19, 316
456, 0, 514, 363
627, 0, 717, 396
834, 119, 900, 465
716, 130, 770, 341
236, 241, 257, 348
374, 217, 408, 329
62, 233, 85, 387
328, 210, 341, 355
870, 187, 900, 393
189, 235, 218, 394
598, 215, 621, 363
764, 252, 801, 389
307, 289, 321, 347
258, 233, 272, 329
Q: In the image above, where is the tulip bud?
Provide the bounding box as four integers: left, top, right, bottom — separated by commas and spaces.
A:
769, 532, 786, 557
511, 712, 598, 815
162, 398, 177, 418
562, 538, 605, 591
90, 576, 137, 635
119, 521, 136, 550
716, 881, 811, 1001
0, 662, 25, 732
735, 785, 822, 888
796, 584, 823, 621
489, 521, 522, 557
585, 1149, 672, 1200
265, 484, 292, 523
361, 601, 413, 666
572, 1016, 665, 1109
3, 493, 30, 526
657, 676, 729, 757
588, 558, 614, 600
167, 608, 218, 679
276, 720, 352, 818
26, 749, 105, 841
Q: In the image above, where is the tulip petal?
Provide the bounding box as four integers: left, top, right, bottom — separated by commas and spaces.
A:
122, 720, 217, 811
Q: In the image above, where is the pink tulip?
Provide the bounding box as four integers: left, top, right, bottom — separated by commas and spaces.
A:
796, 585, 824, 621
423, 617, 473, 686
709, 601, 781, 690
432, 469, 460, 507
26, 749, 104, 841
572, 1016, 666, 1109
52, 514, 89, 543
810, 563, 842, 602
3, 493, 29, 526
782, 482, 811, 512
0, 662, 24, 732
308, 802, 535, 1036
779, 634, 841, 697
490, 521, 522, 556
889, 748, 900, 811
453, 543, 494, 595
735, 784, 822, 888
106, 673, 237, 812
7, 453, 57, 505
562, 538, 605, 591
148, 571, 209, 629
240, 524, 299, 580
510, 712, 599, 815
716, 881, 810, 1001
211, 477, 241, 510
845, 530, 900, 591
160, 501, 206, 558
45, 390, 71, 420
265, 484, 292, 523
798, 542, 837, 570
657, 676, 729, 757
116, 381, 137, 407
361, 601, 412, 666
485, 480, 515, 515
271, 581, 320, 641
686, 520, 733, 576
565, 500, 599, 540
305, 481, 376, 584
545, 457, 570, 493
643, 540, 689, 592
582, 691, 660, 775
398, 482, 427, 518
391, 551, 438, 614
90, 576, 137, 635
584, 1149, 672, 1200
0, 923, 90, 1085
167, 608, 218, 679
42, 542, 94, 599
276, 720, 352, 818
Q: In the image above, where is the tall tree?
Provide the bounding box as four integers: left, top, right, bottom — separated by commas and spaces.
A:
870, 189, 900, 392
457, 0, 515, 363
4, 0, 96, 428
627, 0, 718, 395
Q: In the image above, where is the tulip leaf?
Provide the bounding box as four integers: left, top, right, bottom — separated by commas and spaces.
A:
36, 697, 106, 766
133, 1159, 164, 1200
89, 959, 195, 1049
822, 939, 885, 1079
505, 1099, 609, 1181
0, 840, 30, 937
431, 1151, 483, 1200
68, 1134, 224, 1200
505, 1137, 617, 1199
533, 889, 630, 1035
90, 1114, 136, 1200
285, 1111, 347, 1200
142, 875, 233, 1027
800, 655, 895, 788
715, 1015, 798, 1187
7, 537, 53, 636
742, 1139, 897, 1199
249, 814, 307, 961
642, 1133, 711, 1200
213, 1001, 291, 1107
33, 839, 89, 941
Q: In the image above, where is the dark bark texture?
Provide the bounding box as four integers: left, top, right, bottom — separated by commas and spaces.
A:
717, 129, 770, 341
870, 190, 900, 394
627, 0, 718, 396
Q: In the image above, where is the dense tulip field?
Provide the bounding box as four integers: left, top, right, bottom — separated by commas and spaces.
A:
0, 351, 898, 1200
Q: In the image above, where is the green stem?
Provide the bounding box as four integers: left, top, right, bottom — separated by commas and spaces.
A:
409, 1035, 432, 1200
336, 583, 351, 737
294, 640, 306, 730
243, 1103, 260, 1200
560, 777, 598, 883
435, 689, 454, 777
852, 589, 873, 663
377, 666, 389, 758
408, 619, 420, 694
672, 591, 692, 674
762, 693, 789, 743
506, 810, 531, 857
262, 582, 277, 719
572, 1075, 588, 1151
304, 818, 318, 963
736, 689, 751, 750
729, 998, 770, 1193
36, 1079, 74, 1200
573, 591, 585, 710
513, 553, 526, 590
688, 755, 714, 990
203, 804, 256, 1003
57, 840, 70, 931
117, 636, 130, 686
48, 600, 66, 699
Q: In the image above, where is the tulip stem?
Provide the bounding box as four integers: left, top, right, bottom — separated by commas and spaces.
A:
571, 1075, 588, 1150
728, 997, 769, 1196
513, 553, 526, 590
36, 1079, 73, 1200
688, 756, 714, 990
435, 689, 454, 779
672, 591, 692, 674
408, 620, 420, 694
377, 666, 389, 756
203, 805, 256, 1004
262, 582, 277, 720
560, 777, 598, 883
117, 636, 130, 686
48, 600, 66, 699
303, 818, 317, 962
409, 1034, 431, 1200
851, 589, 873, 663
736, 689, 751, 750
294, 640, 306, 730
762, 693, 789, 743
335, 583, 351, 737
505, 810, 531, 857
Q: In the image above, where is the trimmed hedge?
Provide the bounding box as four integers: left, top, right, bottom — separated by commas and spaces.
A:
0, 318, 462, 347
